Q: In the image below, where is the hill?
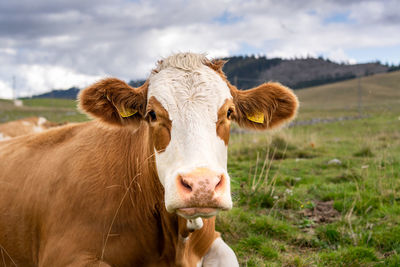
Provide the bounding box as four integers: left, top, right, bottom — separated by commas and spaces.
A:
128, 56, 392, 90
222, 56, 390, 89
296, 70, 400, 110
33, 87, 80, 99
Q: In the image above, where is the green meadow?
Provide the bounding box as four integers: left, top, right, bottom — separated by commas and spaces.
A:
1, 71, 400, 266
0, 98, 87, 123
220, 71, 400, 266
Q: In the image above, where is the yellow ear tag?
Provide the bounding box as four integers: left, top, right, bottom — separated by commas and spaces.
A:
246, 111, 265, 124
119, 108, 138, 118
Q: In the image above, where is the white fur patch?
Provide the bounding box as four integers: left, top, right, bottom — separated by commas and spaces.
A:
202, 237, 239, 267
0, 132, 10, 141
154, 52, 207, 73
37, 117, 47, 126
33, 125, 43, 133
32, 117, 48, 133
187, 218, 204, 230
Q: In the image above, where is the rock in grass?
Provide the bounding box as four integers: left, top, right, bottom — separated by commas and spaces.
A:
328, 158, 342, 165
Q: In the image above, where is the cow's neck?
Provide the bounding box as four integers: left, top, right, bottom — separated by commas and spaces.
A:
97, 123, 206, 266
111, 122, 194, 261
124, 122, 165, 216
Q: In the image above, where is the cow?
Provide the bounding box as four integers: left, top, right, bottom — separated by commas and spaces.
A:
0, 117, 62, 140
0, 53, 298, 266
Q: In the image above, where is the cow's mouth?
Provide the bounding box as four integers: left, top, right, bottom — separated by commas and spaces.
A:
176, 207, 219, 219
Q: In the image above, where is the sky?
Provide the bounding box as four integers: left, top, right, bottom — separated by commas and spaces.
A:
0, 0, 399, 99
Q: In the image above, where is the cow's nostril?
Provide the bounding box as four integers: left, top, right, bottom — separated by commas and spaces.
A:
215, 174, 224, 190
180, 178, 192, 192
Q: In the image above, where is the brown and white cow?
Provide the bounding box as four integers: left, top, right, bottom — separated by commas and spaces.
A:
0, 116, 61, 140
0, 53, 298, 266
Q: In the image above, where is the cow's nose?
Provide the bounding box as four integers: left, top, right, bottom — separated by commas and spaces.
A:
176, 168, 225, 200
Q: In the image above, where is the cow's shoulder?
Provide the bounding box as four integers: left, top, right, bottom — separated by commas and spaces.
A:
22, 121, 95, 148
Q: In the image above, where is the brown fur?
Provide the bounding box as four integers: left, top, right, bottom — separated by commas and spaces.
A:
0, 117, 63, 139
0, 120, 217, 266
78, 78, 148, 128
147, 96, 172, 153
216, 99, 235, 145
206, 59, 299, 130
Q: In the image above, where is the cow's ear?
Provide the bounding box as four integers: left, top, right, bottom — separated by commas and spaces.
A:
231, 82, 298, 130
79, 78, 148, 127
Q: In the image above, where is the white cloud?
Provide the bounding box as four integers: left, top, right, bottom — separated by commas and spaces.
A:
1, 65, 103, 99
0, 0, 399, 98
0, 48, 16, 55
16, 65, 103, 98
326, 49, 357, 64
0, 80, 13, 99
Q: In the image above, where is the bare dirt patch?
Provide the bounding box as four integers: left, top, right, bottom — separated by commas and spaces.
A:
301, 201, 340, 224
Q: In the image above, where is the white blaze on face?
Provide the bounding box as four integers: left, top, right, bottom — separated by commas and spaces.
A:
148, 54, 233, 214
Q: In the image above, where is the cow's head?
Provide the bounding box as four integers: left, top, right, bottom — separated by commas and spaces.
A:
79, 53, 298, 219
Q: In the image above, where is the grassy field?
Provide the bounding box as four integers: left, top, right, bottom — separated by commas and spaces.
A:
1, 71, 400, 266
295, 70, 400, 120
221, 111, 400, 266
0, 98, 87, 123
219, 71, 400, 266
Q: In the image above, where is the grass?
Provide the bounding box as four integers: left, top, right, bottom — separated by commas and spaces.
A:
295, 70, 400, 112
0, 98, 87, 123
222, 110, 400, 266
22, 98, 79, 109
1, 71, 400, 266
220, 71, 400, 265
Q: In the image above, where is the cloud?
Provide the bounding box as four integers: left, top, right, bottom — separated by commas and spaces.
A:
0, 80, 13, 99
19, 64, 103, 96
0, 0, 399, 98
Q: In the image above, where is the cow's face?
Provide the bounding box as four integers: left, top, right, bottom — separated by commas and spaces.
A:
79, 53, 298, 219
146, 58, 234, 218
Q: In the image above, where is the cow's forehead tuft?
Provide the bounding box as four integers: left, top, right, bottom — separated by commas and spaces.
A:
153, 52, 209, 73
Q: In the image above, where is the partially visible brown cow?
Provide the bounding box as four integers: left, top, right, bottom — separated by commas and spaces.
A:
0, 117, 61, 140
0, 53, 298, 266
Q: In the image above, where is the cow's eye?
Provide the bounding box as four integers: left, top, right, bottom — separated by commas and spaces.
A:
227, 109, 233, 119
149, 110, 157, 121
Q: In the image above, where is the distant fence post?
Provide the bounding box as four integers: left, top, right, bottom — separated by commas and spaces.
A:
358, 77, 362, 117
